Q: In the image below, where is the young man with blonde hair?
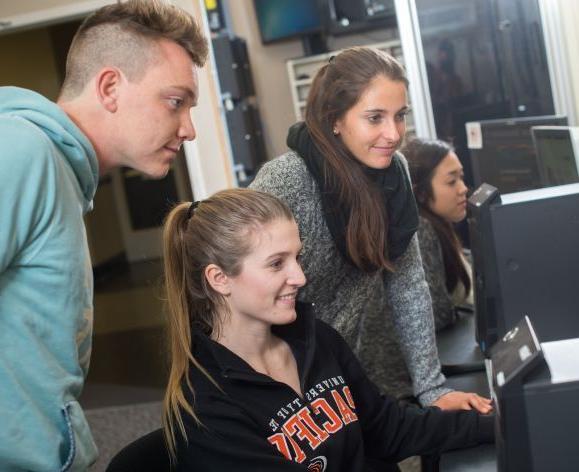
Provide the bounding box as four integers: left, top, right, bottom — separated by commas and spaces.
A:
0, 1, 207, 469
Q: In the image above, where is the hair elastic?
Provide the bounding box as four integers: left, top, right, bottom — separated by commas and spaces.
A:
186, 200, 200, 220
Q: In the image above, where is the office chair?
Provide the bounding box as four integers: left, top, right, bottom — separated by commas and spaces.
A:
106, 427, 440, 472
106, 429, 172, 472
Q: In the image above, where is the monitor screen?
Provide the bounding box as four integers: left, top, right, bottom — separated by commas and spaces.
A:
531, 126, 579, 187
253, 0, 322, 44
466, 115, 568, 194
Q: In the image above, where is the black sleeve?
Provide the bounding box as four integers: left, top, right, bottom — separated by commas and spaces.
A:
318, 321, 494, 463
175, 395, 307, 471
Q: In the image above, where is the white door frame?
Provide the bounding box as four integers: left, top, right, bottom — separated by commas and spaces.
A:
538, 0, 577, 125
393, 0, 437, 139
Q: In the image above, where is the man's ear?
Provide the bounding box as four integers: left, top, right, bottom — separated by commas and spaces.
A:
205, 264, 231, 296
95, 67, 123, 113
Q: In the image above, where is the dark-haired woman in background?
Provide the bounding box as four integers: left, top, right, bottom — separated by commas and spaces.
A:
404, 138, 472, 332
251, 47, 490, 414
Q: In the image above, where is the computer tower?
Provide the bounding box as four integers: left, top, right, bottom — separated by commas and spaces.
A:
490, 316, 579, 471
212, 34, 266, 186
247, 103, 267, 171
212, 35, 255, 100
468, 182, 579, 352
224, 102, 267, 186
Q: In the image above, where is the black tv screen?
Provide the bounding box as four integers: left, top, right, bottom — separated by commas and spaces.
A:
253, 0, 322, 44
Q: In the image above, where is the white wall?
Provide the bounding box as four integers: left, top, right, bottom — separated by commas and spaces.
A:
556, 0, 579, 122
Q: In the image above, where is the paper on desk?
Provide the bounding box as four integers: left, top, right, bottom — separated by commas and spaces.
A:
541, 338, 579, 383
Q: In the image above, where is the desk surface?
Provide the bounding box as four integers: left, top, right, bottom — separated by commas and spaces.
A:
436, 311, 485, 368
443, 371, 490, 397
440, 444, 496, 472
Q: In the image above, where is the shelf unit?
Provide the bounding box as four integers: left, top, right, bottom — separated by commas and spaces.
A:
286, 40, 415, 134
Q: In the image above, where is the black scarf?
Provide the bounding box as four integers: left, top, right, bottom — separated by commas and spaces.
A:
287, 122, 418, 271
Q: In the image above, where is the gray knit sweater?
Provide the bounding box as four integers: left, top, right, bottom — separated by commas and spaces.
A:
251, 151, 451, 406
417, 216, 457, 331
417, 216, 474, 332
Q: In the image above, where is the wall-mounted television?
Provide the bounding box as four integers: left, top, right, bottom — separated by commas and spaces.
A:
253, 0, 322, 44
325, 0, 396, 36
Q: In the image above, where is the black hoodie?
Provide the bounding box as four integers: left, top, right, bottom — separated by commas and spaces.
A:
176, 303, 493, 471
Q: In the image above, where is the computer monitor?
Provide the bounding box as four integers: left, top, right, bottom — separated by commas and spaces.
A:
490, 316, 579, 471
531, 126, 579, 187
253, 0, 322, 44
322, 0, 396, 36
467, 183, 501, 353
466, 115, 568, 194
468, 182, 579, 353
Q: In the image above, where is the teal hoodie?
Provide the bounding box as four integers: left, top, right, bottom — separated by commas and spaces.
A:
0, 87, 99, 471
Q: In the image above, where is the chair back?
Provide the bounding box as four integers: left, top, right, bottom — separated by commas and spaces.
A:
106, 429, 172, 472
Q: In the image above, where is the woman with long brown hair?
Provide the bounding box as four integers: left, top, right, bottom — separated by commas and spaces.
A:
404, 138, 473, 332
251, 47, 490, 413
161, 188, 493, 470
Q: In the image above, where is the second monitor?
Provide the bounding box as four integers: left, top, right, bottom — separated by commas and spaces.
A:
466, 115, 567, 194
531, 125, 579, 187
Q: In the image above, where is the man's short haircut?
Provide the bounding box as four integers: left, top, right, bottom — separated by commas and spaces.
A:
60, 0, 208, 100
